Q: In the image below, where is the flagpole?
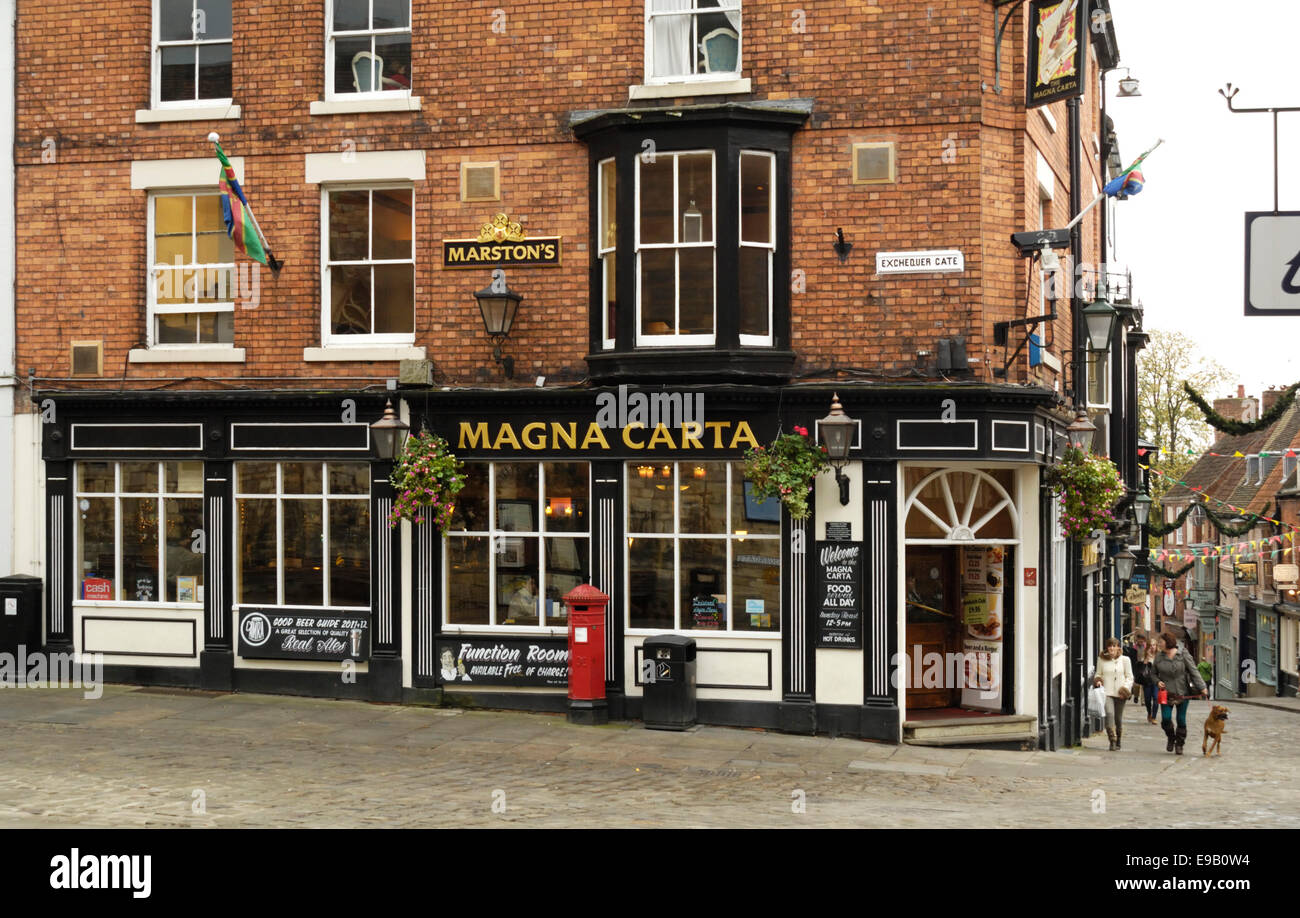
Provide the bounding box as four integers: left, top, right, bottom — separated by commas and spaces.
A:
1063, 138, 1165, 231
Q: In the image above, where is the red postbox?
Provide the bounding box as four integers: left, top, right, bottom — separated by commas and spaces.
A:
564, 583, 609, 725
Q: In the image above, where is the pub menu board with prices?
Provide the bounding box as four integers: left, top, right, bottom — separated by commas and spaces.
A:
815, 541, 863, 648
238, 608, 371, 662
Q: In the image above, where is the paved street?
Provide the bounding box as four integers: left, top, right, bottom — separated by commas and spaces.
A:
1, 685, 1296, 828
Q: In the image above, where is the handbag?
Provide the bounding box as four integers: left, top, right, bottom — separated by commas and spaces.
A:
1087, 684, 1107, 718
1117, 685, 1131, 700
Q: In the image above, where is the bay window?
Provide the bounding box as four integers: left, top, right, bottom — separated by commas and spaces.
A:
626, 461, 780, 633
235, 462, 370, 608
75, 461, 205, 603
445, 462, 590, 629
637, 151, 716, 344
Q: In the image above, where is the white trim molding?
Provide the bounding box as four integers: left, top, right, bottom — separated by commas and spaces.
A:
303, 346, 426, 362
629, 78, 750, 100
310, 97, 422, 116
131, 157, 243, 189
135, 104, 241, 123
305, 150, 426, 184
129, 347, 246, 363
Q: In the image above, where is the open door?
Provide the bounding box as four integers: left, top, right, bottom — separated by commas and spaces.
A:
904, 547, 961, 709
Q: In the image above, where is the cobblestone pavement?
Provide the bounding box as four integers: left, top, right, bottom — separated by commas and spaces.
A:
0, 686, 1296, 828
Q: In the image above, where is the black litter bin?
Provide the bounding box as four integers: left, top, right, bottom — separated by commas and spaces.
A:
0, 575, 43, 655
641, 634, 697, 730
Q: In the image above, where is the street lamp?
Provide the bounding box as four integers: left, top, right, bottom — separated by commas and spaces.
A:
1115, 68, 1141, 97
475, 273, 523, 378
1133, 492, 1153, 528
1066, 409, 1097, 452
818, 393, 855, 506
1189, 498, 1206, 528
370, 399, 410, 460
1082, 297, 1119, 352
1113, 547, 1137, 583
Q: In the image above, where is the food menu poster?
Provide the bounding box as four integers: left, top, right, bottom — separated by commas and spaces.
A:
1026, 0, 1087, 109
960, 547, 1005, 711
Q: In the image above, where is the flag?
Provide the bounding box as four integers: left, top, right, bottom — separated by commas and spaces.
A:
214, 139, 282, 273
1103, 138, 1162, 198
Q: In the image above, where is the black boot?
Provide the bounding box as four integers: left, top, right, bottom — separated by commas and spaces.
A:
1115, 727, 1122, 750
1175, 725, 1187, 756
1106, 728, 1116, 751
1162, 720, 1176, 752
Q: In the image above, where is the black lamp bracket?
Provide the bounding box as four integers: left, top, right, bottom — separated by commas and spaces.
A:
992, 312, 1057, 378
833, 465, 850, 506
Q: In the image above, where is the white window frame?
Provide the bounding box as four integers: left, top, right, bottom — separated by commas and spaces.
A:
74, 461, 205, 606
324, 0, 414, 102
644, 0, 743, 86
635, 150, 717, 347
738, 150, 775, 347
1284, 454, 1298, 482
233, 462, 371, 610
443, 462, 592, 633
599, 157, 617, 351
320, 184, 416, 347
151, 0, 233, 111
147, 189, 236, 349
624, 461, 781, 636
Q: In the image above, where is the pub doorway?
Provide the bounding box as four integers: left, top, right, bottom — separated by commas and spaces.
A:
901, 466, 1020, 717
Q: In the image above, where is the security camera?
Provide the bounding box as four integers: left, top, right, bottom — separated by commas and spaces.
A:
1011, 228, 1070, 256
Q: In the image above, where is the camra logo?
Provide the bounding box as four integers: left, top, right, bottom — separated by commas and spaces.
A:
241, 611, 272, 647
49, 849, 151, 899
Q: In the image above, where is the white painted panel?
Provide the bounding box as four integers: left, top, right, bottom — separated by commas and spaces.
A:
131, 157, 244, 189
81, 614, 196, 657
304, 150, 426, 184
697, 647, 769, 689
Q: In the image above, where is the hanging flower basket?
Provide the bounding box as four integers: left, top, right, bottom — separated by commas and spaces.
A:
741, 425, 829, 521
1045, 446, 1124, 541
388, 431, 466, 532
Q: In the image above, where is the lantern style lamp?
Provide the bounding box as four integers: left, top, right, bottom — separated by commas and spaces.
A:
1189, 498, 1206, 528
370, 399, 410, 460
1082, 297, 1119, 352
475, 274, 523, 378
1066, 409, 1097, 452
1113, 547, 1137, 583
819, 393, 856, 506
1116, 69, 1142, 97
1133, 492, 1153, 528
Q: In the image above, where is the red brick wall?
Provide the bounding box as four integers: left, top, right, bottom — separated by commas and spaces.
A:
14, 0, 1098, 391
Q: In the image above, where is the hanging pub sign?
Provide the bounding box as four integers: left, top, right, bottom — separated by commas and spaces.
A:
434, 636, 570, 687
238, 608, 371, 662
1026, 0, 1087, 109
443, 213, 561, 268
815, 541, 863, 648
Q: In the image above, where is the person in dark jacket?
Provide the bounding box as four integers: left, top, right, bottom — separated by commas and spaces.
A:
1152, 631, 1207, 754
1125, 630, 1159, 723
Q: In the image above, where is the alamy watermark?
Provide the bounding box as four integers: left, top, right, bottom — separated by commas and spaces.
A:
0, 645, 103, 699
154, 258, 262, 309
594, 384, 705, 431
891, 644, 1000, 700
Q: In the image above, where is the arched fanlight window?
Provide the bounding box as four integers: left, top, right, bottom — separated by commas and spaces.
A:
904, 468, 1019, 541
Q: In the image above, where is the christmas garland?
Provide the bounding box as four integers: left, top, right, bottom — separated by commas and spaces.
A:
1145, 501, 1260, 538
1150, 560, 1194, 579
1183, 380, 1300, 435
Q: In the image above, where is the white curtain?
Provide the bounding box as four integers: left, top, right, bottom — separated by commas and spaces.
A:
650, 0, 692, 79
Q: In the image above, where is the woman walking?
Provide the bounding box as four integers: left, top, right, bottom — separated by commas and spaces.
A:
1152, 631, 1208, 755
1092, 637, 1135, 751
1127, 630, 1159, 724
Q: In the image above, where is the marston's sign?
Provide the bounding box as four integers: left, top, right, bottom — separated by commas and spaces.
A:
442, 212, 561, 268
875, 249, 964, 275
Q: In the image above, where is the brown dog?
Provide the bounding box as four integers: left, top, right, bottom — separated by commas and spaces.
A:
1202, 705, 1229, 756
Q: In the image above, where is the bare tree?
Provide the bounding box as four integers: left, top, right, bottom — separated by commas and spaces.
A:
1137, 329, 1228, 498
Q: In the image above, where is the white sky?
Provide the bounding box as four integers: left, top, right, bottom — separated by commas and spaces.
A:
1106, 0, 1300, 400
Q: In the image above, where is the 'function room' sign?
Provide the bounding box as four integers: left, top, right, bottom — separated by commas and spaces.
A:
875, 249, 964, 275
443, 212, 561, 268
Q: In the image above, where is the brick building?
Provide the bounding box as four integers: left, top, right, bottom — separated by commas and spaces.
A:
8, 0, 1142, 746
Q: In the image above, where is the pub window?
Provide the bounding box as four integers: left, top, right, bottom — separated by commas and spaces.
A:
599, 157, 617, 350
75, 461, 205, 604
149, 191, 235, 347
326, 0, 412, 98
626, 461, 780, 633
637, 150, 716, 344
738, 151, 774, 344
445, 462, 591, 629
234, 462, 370, 608
154, 0, 233, 108
322, 186, 415, 343
646, 1, 742, 83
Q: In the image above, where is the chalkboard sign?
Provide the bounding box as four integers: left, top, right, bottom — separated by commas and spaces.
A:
690, 596, 724, 630
434, 636, 570, 687
238, 608, 371, 662
815, 541, 863, 648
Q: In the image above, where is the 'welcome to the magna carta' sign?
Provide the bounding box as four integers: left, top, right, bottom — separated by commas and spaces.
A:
815, 541, 863, 649
443, 212, 561, 268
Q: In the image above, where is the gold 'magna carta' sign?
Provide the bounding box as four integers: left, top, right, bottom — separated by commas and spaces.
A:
443, 213, 561, 268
